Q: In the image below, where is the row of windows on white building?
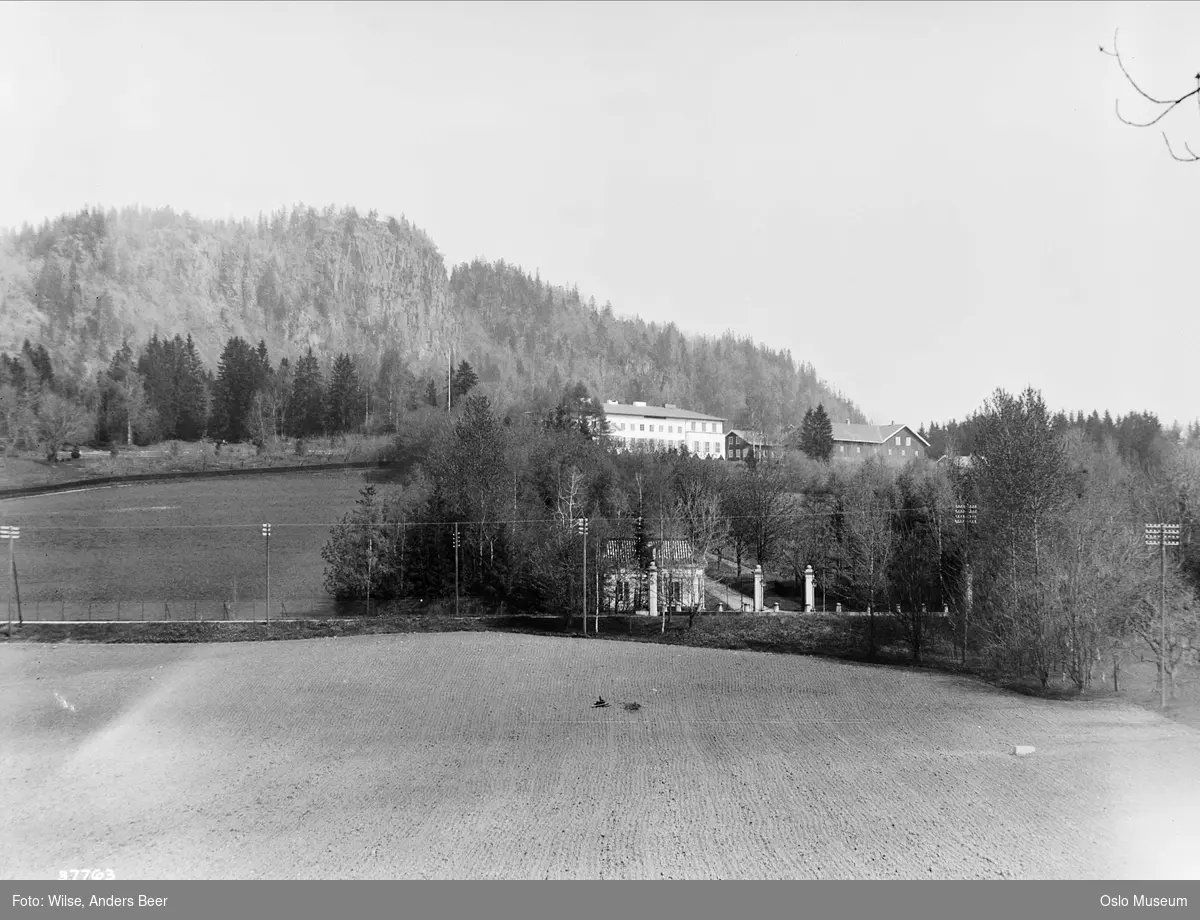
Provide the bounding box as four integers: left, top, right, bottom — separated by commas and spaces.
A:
612, 420, 723, 435
606, 417, 725, 456
612, 437, 721, 455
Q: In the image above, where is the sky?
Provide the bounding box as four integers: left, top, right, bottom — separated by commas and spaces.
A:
0, 0, 1197, 427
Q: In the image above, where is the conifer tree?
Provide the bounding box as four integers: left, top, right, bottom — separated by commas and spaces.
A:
326, 352, 364, 434
210, 336, 264, 441
799, 403, 834, 461
289, 347, 326, 438
176, 334, 209, 440
450, 360, 478, 406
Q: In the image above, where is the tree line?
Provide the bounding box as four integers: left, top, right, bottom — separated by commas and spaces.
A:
0, 332, 483, 455
922, 409, 1193, 471
321, 384, 1200, 699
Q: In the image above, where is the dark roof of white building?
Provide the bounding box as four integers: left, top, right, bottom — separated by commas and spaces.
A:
601, 401, 725, 422
603, 538, 703, 567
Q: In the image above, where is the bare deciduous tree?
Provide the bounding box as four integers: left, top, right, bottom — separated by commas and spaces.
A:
35, 391, 94, 457
1046, 434, 1147, 690
842, 458, 897, 659
115, 370, 155, 446
672, 458, 728, 612
672, 458, 727, 565
733, 457, 793, 572
555, 465, 586, 531
783, 492, 833, 599
1100, 28, 1200, 162
1128, 568, 1198, 700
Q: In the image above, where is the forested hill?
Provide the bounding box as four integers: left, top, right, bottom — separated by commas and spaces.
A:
0, 205, 864, 429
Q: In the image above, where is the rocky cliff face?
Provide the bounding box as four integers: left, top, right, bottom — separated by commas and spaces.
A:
0, 205, 454, 375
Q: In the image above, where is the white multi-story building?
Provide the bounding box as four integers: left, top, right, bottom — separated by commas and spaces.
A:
601, 400, 726, 459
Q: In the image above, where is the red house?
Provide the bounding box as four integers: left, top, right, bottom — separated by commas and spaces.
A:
830, 423, 930, 464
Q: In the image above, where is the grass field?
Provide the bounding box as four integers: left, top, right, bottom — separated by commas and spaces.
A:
0, 437, 396, 492
0, 469, 380, 608
2, 632, 1198, 879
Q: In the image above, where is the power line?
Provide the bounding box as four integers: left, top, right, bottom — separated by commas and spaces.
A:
5, 511, 1197, 530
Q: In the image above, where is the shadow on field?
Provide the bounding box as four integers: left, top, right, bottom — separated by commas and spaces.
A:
3, 610, 951, 666
7, 609, 1197, 732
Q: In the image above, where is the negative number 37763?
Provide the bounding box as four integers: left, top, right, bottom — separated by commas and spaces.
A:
59, 869, 116, 880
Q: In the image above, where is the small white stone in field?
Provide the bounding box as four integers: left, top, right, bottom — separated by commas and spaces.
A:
1013, 745, 1035, 756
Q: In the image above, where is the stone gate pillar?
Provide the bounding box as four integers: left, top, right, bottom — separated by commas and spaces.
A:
804, 564, 815, 613
648, 561, 658, 619
753, 564, 763, 613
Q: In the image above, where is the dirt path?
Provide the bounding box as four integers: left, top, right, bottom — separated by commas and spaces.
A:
2, 634, 1198, 879
704, 574, 756, 612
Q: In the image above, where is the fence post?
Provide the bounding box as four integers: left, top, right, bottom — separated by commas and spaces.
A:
117, 599, 121, 622
141, 600, 145, 621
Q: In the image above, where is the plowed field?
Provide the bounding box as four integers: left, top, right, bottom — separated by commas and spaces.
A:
2, 633, 1198, 879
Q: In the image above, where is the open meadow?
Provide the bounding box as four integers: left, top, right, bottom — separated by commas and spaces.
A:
2, 632, 1198, 880
0, 469, 382, 614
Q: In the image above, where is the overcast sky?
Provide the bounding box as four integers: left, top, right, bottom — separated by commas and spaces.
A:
1, 1, 1197, 427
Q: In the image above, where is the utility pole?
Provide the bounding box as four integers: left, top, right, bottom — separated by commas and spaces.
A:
2, 525, 19, 636
447, 349, 452, 413
954, 503, 977, 666
452, 523, 461, 617
576, 517, 589, 635
822, 540, 827, 613
1145, 523, 1181, 708
261, 523, 271, 629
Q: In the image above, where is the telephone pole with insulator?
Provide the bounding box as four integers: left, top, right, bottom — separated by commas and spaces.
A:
2, 525, 19, 636
261, 523, 272, 628
1145, 522, 1181, 709
576, 517, 589, 636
